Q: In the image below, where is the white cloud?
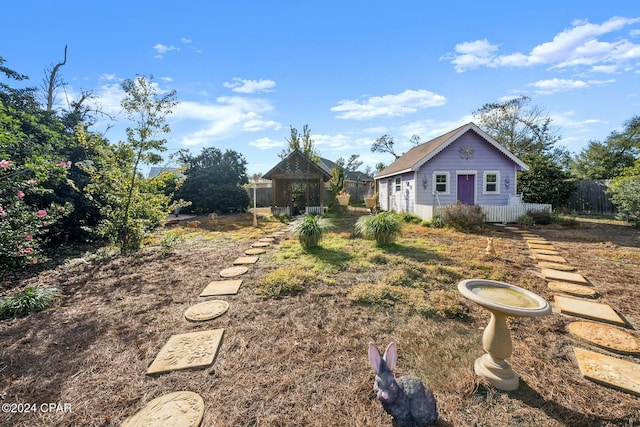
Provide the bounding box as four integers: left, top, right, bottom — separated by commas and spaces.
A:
529, 78, 615, 94
173, 96, 281, 146
551, 110, 604, 128
153, 43, 178, 59
223, 78, 276, 94
330, 89, 446, 120
180, 37, 192, 44
445, 16, 640, 73
99, 73, 117, 81
248, 137, 284, 149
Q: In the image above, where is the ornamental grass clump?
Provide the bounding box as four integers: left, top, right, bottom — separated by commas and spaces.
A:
0, 285, 61, 318
289, 213, 334, 249
355, 211, 403, 246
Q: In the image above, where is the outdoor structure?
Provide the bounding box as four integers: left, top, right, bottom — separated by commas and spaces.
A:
263, 150, 331, 216
375, 122, 550, 223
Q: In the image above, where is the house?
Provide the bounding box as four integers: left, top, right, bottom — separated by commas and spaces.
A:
317, 157, 374, 200
374, 122, 547, 222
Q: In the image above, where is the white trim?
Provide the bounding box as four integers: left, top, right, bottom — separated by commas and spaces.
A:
376, 168, 412, 180
394, 176, 402, 192
432, 171, 450, 195
482, 170, 501, 195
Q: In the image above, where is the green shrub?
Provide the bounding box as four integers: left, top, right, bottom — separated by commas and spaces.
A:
289, 214, 334, 249
0, 286, 61, 318
441, 203, 486, 231
423, 216, 445, 228
516, 213, 536, 226
257, 267, 316, 298
517, 209, 552, 226
161, 230, 181, 251
400, 213, 422, 223
355, 211, 403, 246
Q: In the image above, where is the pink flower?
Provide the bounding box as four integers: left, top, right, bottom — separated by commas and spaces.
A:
17, 191, 25, 199
0, 206, 6, 217
23, 247, 33, 254
0, 160, 9, 168
37, 210, 47, 218
27, 179, 37, 185
29, 259, 36, 265
26, 235, 33, 241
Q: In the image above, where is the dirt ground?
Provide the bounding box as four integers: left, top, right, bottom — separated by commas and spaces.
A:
0, 213, 639, 427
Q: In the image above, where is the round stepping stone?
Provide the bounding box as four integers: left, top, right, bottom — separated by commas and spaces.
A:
251, 242, 270, 248
220, 266, 248, 277
122, 391, 204, 427
184, 300, 229, 322
538, 261, 575, 271
548, 281, 597, 297
271, 231, 285, 236
245, 248, 266, 255
259, 237, 275, 243
568, 321, 640, 355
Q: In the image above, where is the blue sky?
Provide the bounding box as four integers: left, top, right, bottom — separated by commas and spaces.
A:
2, 1, 639, 175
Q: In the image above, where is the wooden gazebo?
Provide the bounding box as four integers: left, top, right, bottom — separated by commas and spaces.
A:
263, 150, 331, 216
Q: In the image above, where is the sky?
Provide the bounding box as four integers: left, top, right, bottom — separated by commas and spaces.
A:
2, 1, 639, 176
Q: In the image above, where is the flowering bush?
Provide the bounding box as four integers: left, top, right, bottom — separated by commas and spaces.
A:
0, 158, 71, 270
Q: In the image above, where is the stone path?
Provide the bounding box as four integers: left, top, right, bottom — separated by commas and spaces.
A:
124, 226, 288, 424
505, 226, 640, 396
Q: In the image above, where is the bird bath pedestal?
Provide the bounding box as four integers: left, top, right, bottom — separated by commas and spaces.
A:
458, 279, 551, 391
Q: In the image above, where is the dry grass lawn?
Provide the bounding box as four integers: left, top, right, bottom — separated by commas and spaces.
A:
1, 212, 639, 426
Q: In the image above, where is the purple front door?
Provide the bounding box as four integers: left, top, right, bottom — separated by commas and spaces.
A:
457, 174, 475, 205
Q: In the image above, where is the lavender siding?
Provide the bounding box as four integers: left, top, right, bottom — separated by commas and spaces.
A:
416, 132, 518, 206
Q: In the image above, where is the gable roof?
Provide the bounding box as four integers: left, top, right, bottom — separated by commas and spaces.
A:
375, 122, 529, 180
263, 149, 331, 181
317, 157, 373, 182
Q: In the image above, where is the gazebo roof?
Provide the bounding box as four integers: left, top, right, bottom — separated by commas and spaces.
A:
263, 149, 331, 181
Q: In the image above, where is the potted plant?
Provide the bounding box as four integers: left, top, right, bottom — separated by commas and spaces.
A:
364, 192, 378, 209
336, 189, 350, 206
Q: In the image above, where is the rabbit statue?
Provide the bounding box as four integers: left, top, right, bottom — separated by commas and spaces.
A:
485, 237, 496, 256
368, 342, 438, 427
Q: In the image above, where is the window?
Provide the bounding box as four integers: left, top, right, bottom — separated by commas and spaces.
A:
395, 177, 401, 192
483, 171, 500, 194
432, 172, 449, 194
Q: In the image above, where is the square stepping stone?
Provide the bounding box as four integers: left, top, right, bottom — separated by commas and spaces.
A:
528, 242, 556, 250
548, 281, 597, 298
526, 239, 551, 245
233, 256, 259, 265
199, 279, 243, 296
147, 329, 224, 375
554, 295, 626, 326
574, 347, 640, 396
541, 268, 588, 284
537, 261, 575, 272
532, 248, 561, 256
532, 253, 567, 263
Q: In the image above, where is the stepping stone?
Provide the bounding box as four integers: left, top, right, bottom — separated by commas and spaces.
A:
548, 281, 597, 298
184, 300, 229, 322
259, 237, 276, 243
504, 226, 520, 231
528, 242, 556, 250
542, 268, 588, 284
532, 248, 561, 256
220, 266, 249, 277
521, 235, 542, 240
532, 253, 567, 263
200, 279, 243, 296
147, 329, 224, 375
568, 321, 640, 355
233, 256, 259, 265
574, 347, 640, 396
245, 248, 266, 255
251, 242, 271, 248
554, 295, 626, 326
122, 391, 204, 427
527, 239, 551, 245
537, 262, 576, 272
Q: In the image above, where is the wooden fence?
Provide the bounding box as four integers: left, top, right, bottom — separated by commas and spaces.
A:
565, 180, 616, 215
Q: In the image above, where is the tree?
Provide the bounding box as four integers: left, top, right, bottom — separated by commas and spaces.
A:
345, 154, 363, 172
473, 95, 559, 158
119, 75, 178, 249
279, 124, 319, 162
371, 134, 400, 159
570, 116, 640, 180
175, 147, 249, 214
608, 158, 640, 227
517, 154, 574, 208
43, 45, 67, 112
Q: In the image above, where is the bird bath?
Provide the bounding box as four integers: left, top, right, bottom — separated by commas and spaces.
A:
458, 279, 551, 390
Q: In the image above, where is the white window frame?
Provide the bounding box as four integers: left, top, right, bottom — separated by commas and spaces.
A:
432, 171, 450, 195
483, 171, 501, 194
395, 176, 402, 192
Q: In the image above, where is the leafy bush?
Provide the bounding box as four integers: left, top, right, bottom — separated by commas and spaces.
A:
257, 267, 316, 298
423, 216, 445, 228
608, 174, 640, 227
517, 209, 552, 226
441, 203, 486, 231
289, 214, 334, 249
355, 211, 403, 246
0, 286, 61, 318
400, 213, 422, 223
161, 230, 181, 252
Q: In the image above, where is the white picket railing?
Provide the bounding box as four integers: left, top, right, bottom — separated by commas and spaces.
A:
305, 206, 324, 214
271, 206, 290, 216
